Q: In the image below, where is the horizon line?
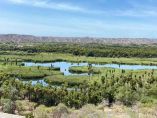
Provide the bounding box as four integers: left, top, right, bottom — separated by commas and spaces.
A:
0, 33, 157, 39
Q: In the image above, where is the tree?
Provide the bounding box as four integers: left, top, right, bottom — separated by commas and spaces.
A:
88, 64, 93, 80
116, 83, 139, 106
87, 51, 94, 57
0, 79, 18, 113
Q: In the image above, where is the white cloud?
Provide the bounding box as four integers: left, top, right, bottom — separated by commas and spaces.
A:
114, 9, 157, 17
7, 0, 157, 17
8, 0, 86, 12
9, 0, 26, 3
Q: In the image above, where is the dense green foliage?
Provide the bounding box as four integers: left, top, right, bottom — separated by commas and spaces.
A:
2, 42, 157, 57
1, 66, 157, 114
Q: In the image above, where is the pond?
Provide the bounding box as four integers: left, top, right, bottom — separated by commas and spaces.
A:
22, 79, 77, 90
22, 79, 48, 86
24, 62, 89, 76
24, 61, 157, 76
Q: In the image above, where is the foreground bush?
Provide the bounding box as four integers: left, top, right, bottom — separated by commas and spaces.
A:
16, 100, 37, 116
0, 99, 15, 114
33, 105, 53, 118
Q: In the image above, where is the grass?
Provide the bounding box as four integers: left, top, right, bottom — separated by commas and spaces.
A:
1, 52, 157, 65
0, 63, 61, 79
44, 75, 89, 86
69, 66, 101, 74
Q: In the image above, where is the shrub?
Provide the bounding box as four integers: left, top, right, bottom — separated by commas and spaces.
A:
33, 105, 53, 118
1, 98, 15, 114
16, 100, 37, 116
52, 103, 69, 118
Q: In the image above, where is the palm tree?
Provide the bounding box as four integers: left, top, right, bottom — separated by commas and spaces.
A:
88, 63, 93, 80
25, 81, 33, 101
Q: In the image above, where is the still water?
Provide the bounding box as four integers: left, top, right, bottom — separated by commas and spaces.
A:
24, 61, 157, 76
23, 61, 157, 85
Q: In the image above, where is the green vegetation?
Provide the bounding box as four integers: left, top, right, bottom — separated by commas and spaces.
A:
45, 75, 88, 87
0, 63, 61, 79
69, 66, 101, 74
2, 42, 157, 58
0, 42, 157, 117
1, 52, 157, 65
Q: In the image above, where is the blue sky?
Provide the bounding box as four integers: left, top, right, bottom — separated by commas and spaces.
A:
0, 0, 157, 38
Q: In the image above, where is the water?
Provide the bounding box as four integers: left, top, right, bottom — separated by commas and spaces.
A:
24, 62, 89, 76
102, 64, 157, 70
24, 61, 157, 76
22, 61, 157, 86
21, 79, 78, 90
22, 79, 48, 86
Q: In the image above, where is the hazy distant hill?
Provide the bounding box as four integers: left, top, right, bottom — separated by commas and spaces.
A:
0, 34, 156, 45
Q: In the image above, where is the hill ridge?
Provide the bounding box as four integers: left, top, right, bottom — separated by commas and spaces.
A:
0, 34, 156, 45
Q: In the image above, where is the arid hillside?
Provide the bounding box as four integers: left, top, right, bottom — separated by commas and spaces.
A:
0, 34, 157, 45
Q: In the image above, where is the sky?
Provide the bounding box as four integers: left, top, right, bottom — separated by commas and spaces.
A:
0, 0, 157, 38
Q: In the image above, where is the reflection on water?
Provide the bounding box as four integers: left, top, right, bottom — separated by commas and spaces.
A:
24, 61, 157, 76
22, 61, 157, 86
24, 62, 89, 76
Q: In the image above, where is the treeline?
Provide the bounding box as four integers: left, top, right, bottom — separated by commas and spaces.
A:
1, 42, 157, 57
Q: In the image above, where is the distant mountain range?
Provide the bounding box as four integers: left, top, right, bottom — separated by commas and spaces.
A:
0, 34, 157, 45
